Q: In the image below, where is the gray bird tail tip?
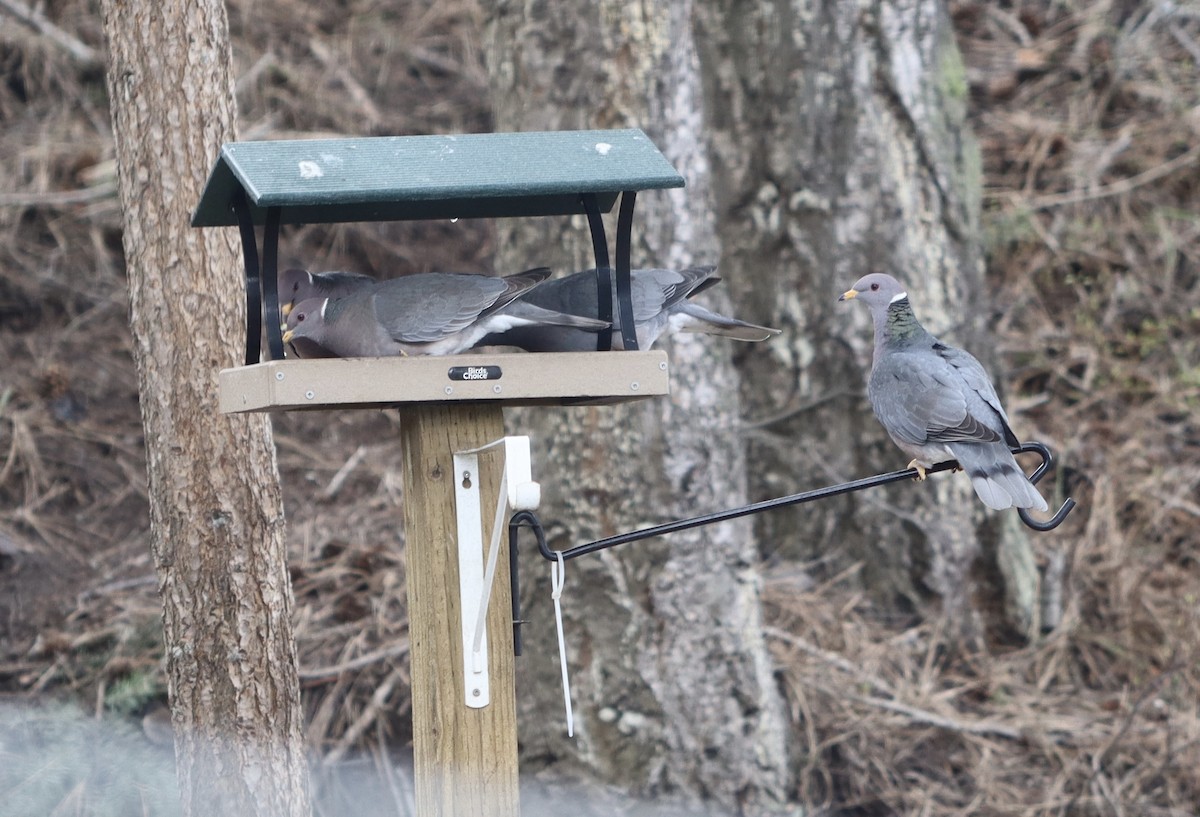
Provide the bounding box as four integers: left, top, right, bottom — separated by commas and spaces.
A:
1023, 489, 1051, 514
967, 468, 1049, 512
504, 301, 609, 330
505, 267, 554, 287
672, 303, 780, 341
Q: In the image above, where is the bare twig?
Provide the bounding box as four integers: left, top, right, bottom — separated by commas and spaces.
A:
841, 689, 1026, 741
739, 390, 852, 430
321, 445, 368, 500
323, 668, 404, 767
1062, 662, 1185, 816
0, 0, 100, 67
1167, 21, 1200, 65
771, 628, 1031, 741
299, 639, 410, 681
309, 37, 383, 127
77, 574, 158, 602
0, 183, 118, 209
765, 626, 896, 696
235, 51, 280, 96
1010, 144, 1200, 209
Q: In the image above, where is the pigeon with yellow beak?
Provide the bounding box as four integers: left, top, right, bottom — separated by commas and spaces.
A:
283, 268, 610, 357
839, 272, 1047, 512
278, 268, 378, 358
279, 268, 376, 318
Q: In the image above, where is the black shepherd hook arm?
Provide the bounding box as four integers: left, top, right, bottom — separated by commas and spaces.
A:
1015, 441, 1077, 531
515, 441, 1074, 563
547, 439, 1080, 561
506, 441, 1075, 654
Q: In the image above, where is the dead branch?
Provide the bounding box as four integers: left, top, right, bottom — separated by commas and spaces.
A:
841, 689, 1025, 742
0, 183, 117, 209
299, 639, 410, 681
320, 445, 368, 500
323, 668, 404, 767
1011, 144, 1200, 209
308, 37, 383, 127
765, 626, 896, 696
0, 0, 100, 67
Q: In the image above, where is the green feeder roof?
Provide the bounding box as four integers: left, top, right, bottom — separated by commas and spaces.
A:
191, 128, 684, 227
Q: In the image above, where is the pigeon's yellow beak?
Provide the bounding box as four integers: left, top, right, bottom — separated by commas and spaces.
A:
281, 302, 293, 317
838, 288, 859, 302
282, 328, 296, 344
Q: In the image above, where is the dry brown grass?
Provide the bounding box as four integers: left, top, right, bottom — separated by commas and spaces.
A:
1, 0, 1198, 814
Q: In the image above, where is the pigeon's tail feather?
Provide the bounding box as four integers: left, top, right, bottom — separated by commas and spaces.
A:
949, 442, 1049, 512
502, 301, 610, 331
669, 303, 781, 342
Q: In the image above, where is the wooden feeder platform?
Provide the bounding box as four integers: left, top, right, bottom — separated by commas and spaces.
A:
218, 350, 670, 413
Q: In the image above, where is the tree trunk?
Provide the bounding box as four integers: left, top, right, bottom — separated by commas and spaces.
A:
484, 2, 790, 814
694, 0, 1034, 641
101, 3, 310, 815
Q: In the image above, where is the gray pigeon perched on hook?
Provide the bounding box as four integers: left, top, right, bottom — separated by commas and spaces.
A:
282, 268, 610, 357
480, 265, 779, 352
839, 272, 1048, 512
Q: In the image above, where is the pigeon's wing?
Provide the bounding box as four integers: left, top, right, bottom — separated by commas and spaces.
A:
934, 342, 1021, 446
488, 267, 553, 313
869, 348, 1005, 448
512, 269, 599, 318
313, 270, 377, 298
372, 273, 512, 343
630, 267, 714, 322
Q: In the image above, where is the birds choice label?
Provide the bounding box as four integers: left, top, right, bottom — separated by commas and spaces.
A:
448, 365, 502, 381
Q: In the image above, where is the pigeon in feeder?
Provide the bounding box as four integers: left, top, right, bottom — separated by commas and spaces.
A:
281, 268, 609, 358
480, 265, 779, 352
278, 268, 376, 318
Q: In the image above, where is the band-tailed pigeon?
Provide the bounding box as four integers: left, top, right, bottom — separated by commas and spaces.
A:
282, 268, 610, 357
839, 272, 1048, 512
279, 268, 376, 317
480, 265, 779, 352
277, 268, 379, 358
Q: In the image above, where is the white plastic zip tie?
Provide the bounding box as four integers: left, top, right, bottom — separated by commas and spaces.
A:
551, 551, 574, 737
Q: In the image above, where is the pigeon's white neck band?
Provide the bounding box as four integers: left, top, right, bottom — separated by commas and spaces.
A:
890, 291, 908, 304
319, 299, 328, 318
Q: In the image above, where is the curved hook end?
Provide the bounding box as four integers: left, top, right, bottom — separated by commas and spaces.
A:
1013, 441, 1077, 532
1019, 496, 1077, 532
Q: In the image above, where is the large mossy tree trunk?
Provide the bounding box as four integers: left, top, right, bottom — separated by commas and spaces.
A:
694, 0, 1037, 641
484, 2, 791, 813
101, 2, 310, 815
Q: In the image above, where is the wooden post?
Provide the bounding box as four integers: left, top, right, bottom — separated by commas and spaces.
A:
399, 403, 520, 817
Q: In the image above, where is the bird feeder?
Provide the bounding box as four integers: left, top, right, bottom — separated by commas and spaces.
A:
193, 128, 685, 817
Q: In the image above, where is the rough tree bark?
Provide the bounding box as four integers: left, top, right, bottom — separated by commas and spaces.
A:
101, 2, 310, 815
694, 0, 1038, 641
484, 2, 791, 814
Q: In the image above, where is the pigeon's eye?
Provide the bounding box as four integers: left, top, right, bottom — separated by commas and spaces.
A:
870, 283, 880, 291
296, 312, 307, 323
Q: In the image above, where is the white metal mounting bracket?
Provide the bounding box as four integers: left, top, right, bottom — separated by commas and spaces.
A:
452, 436, 540, 709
